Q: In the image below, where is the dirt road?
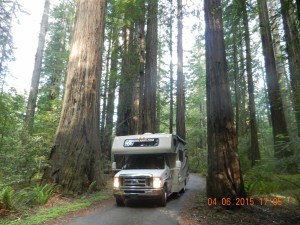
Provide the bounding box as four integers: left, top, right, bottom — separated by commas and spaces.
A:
63, 174, 205, 225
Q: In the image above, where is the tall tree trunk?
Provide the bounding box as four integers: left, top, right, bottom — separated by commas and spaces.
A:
280, 0, 300, 137
42, 0, 106, 193
257, 0, 292, 158
100, 40, 110, 151
296, 0, 300, 24
204, 0, 246, 202
242, 0, 260, 166
116, 24, 135, 136
176, 0, 185, 140
103, 29, 119, 159
269, 0, 295, 143
143, 0, 158, 133
138, 2, 146, 134
169, 0, 174, 134
233, 41, 239, 142
25, 0, 50, 132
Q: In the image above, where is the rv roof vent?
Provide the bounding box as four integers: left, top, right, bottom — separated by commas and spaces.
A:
143, 132, 153, 135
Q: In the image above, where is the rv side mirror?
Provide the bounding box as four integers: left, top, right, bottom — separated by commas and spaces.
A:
175, 160, 181, 168
112, 162, 117, 170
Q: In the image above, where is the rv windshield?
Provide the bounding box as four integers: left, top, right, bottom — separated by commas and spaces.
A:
123, 155, 165, 169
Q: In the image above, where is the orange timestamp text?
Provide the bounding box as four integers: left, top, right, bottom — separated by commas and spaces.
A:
207, 197, 283, 206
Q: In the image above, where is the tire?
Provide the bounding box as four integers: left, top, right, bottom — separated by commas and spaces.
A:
160, 186, 167, 207
179, 186, 186, 194
180, 181, 186, 194
116, 197, 125, 206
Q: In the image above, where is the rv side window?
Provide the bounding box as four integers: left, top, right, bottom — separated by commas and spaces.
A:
179, 150, 184, 162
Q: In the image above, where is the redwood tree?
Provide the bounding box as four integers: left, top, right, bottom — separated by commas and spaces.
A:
204, 0, 246, 202
143, 0, 158, 133
25, 0, 50, 132
280, 0, 300, 137
42, 0, 106, 193
257, 0, 292, 158
242, 0, 260, 166
176, 0, 186, 140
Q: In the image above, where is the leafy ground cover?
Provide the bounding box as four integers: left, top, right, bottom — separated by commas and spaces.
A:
0, 190, 111, 225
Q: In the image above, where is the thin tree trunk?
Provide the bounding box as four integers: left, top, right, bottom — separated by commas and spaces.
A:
100, 39, 110, 151
204, 0, 246, 202
242, 0, 260, 166
42, 0, 106, 193
116, 24, 135, 136
143, 0, 158, 133
138, 2, 146, 134
176, 0, 185, 140
169, 0, 174, 134
233, 39, 239, 144
25, 0, 50, 132
257, 0, 292, 158
103, 32, 119, 159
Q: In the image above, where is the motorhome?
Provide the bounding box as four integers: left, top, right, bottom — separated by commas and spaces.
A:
112, 133, 189, 206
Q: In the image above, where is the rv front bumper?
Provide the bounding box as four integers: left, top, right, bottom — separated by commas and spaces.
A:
113, 188, 163, 199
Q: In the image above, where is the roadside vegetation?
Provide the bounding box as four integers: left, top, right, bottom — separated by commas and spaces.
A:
0, 182, 112, 225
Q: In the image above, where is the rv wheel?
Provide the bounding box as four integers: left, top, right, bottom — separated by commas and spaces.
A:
180, 185, 186, 194
160, 186, 167, 207
116, 197, 125, 206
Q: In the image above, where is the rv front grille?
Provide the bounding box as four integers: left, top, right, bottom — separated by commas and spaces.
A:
121, 176, 151, 187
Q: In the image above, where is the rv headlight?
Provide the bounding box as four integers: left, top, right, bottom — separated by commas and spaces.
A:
113, 177, 120, 188
153, 177, 162, 189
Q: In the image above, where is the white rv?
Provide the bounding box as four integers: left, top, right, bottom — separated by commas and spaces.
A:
112, 133, 189, 206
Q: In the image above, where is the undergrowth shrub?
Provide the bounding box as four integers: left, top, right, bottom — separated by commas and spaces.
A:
27, 184, 54, 205
244, 158, 300, 204
0, 183, 54, 212
0, 186, 14, 210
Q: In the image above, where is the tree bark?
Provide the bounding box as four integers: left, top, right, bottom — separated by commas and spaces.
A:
204, 0, 246, 202
25, 0, 50, 132
143, 0, 158, 133
257, 0, 292, 158
42, 0, 106, 193
176, 0, 186, 140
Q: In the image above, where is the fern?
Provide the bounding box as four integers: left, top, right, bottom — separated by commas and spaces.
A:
0, 186, 14, 209
29, 184, 54, 205
87, 181, 96, 194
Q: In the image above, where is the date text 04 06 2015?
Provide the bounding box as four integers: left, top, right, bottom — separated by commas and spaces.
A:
207, 197, 283, 206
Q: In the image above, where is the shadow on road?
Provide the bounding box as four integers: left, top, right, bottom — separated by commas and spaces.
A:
123, 191, 186, 208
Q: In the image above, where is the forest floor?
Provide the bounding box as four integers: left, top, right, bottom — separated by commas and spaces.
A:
2, 176, 300, 225
179, 189, 300, 225
43, 178, 300, 225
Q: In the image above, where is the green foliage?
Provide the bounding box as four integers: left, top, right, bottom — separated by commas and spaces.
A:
0, 184, 54, 211
87, 181, 97, 194
0, 191, 111, 225
244, 159, 300, 204
27, 184, 54, 206
0, 187, 14, 210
